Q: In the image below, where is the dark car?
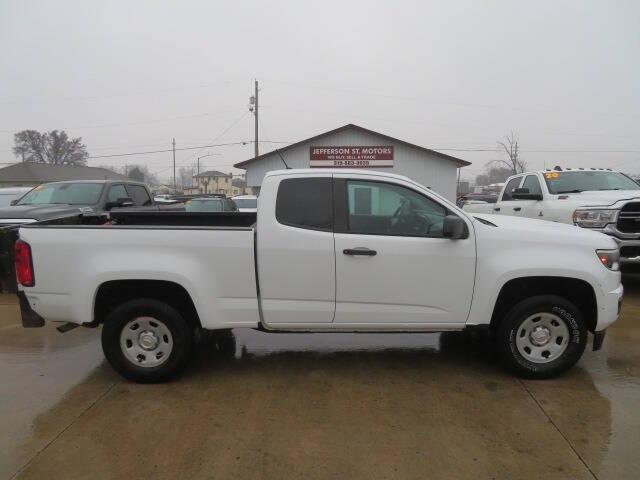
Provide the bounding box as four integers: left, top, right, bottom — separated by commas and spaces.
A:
0, 180, 153, 292
0, 180, 153, 227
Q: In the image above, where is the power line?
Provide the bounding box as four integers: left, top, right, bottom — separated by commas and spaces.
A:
179, 110, 251, 166
87, 141, 251, 159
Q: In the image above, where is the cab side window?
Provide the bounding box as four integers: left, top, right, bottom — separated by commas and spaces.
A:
107, 184, 128, 202
345, 180, 447, 237
126, 185, 152, 206
501, 177, 523, 201
522, 175, 542, 196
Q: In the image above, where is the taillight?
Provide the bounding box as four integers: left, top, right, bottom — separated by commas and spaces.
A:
15, 240, 34, 287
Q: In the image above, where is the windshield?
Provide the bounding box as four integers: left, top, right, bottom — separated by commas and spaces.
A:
233, 198, 257, 208
17, 183, 104, 205
543, 171, 640, 194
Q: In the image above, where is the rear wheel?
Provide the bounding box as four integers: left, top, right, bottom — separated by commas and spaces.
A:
102, 298, 194, 383
496, 295, 587, 379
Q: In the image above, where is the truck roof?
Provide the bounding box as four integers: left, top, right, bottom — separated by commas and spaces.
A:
519, 168, 620, 176
265, 168, 414, 184
37, 179, 148, 186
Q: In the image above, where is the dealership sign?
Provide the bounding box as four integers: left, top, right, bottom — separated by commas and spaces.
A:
309, 146, 394, 168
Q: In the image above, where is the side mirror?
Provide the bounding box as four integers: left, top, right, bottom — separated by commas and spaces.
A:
106, 197, 134, 210
511, 188, 543, 201
443, 215, 467, 239
9, 200, 18, 206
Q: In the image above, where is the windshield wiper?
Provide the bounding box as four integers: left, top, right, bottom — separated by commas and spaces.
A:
556, 189, 583, 194
598, 188, 621, 191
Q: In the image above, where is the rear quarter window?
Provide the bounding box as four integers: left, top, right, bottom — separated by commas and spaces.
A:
276, 178, 333, 231
126, 185, 152, 206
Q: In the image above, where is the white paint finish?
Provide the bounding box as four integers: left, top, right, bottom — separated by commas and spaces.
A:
243, 127, 462, 201
20, 227, 260, 329
256, 172, 336, 324
19, 168, 622, 336
332, 172, 476, 324
465, 213, 622, 331
462, 170, 640, 262
464, 170, 640, 223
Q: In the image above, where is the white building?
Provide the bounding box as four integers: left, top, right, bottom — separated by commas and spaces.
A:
233, 124, 470, 201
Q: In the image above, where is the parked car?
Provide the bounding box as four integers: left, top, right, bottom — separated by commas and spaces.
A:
0, 180, 153, 293
184, 197, 238, 212
0, 180, 153, 226
0, 187, 33, 208
463, 168, 640, 265
153, 194, 179, 204
232, 194, 258, 212
456, 193, 498, 208
16, 169, 622, 382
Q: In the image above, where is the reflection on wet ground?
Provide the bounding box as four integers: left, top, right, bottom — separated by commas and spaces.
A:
1, 278, 640, 479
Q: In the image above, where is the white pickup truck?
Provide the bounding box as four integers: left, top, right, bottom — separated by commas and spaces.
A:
16, 169, 622, 382
463, 168, 640, 265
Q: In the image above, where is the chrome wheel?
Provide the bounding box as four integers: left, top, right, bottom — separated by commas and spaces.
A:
120, 317, 173, 368
515, 312, 569, 364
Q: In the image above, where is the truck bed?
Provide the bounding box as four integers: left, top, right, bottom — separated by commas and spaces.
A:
18, 219, 260, 329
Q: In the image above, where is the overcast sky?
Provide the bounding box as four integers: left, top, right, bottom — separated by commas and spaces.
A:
1, 0, 639, 183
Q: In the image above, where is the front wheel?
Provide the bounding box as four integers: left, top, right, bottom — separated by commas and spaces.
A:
102, 299, 194, 383
496, 295, 587, 379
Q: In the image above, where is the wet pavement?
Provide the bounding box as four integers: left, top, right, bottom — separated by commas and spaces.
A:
1, 281, 639, 480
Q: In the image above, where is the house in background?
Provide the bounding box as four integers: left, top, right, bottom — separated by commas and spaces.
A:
0, 163, 128, 187
187, 171, 254, 196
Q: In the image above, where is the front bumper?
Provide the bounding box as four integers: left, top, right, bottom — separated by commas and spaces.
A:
598, 282, 623, 331
596, 224, 640, 264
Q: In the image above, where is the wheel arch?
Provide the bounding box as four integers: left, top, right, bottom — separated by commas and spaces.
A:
489, 276, 598, 332
92, 279, 202, 329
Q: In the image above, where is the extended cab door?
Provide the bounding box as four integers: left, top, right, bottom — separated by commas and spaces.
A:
519, 174, 546, 219
494, 175, 525, 216
332, 175, 476, 327
256, 174, 336, 325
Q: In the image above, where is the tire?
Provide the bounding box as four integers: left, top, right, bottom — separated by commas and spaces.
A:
496, 295, 587, 379
101, 298, 194, 383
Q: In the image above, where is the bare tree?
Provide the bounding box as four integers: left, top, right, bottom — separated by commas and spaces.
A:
98, 164, 160, 186
178, 164, 196, 189
13, 130, 89, 165
493, 132, 526, 174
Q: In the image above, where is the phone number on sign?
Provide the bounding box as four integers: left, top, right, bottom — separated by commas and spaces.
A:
333, 160, 371, 167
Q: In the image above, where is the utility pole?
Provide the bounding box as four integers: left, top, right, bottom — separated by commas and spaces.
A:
172, 138, 176, 191
253, 80, 259, 159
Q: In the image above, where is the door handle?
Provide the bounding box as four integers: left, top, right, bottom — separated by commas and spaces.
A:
513, 207, 522, 211
343, 248, 377, 256
493, 207, 500, 212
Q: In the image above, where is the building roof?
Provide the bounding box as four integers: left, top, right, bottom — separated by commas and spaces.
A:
0, 162, 129, 183
195, 170, 229, 178
234, 123, 471, 169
